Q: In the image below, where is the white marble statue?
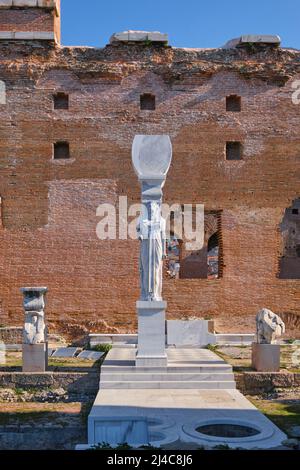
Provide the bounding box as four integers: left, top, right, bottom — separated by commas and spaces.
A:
21, 287, 48, 345
137, 201, 166, 301
256, 308, 285, 344
24, 311, 46, 344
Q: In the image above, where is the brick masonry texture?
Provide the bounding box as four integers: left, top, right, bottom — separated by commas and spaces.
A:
0, 9, 53, 32
0, 39, 299, 335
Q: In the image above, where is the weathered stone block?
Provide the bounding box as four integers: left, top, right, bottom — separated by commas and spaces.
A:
167, 319, 210, 347
243, 372, 274, 393
33, 31, 55, 39
12, 0, 37, 7
148, 32, 168, 43
11, 31, 55, 40
241, 35, 281, 45
22, 343, 47, 372
110, 30, 168, 44
252, 343, 280, 372
272, 372, 294, 388
0, 31, 14, 38
37, 0, 56, 8
236, 372, 295, 394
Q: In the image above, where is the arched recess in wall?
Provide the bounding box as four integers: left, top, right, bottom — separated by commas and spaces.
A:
165, 211, 223, 280
278, 197, 300, 279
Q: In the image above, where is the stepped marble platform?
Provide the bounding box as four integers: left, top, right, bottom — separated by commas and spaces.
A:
100, 348, 236, 390
76, 347, 286, 449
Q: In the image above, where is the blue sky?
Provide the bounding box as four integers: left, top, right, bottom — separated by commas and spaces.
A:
61, 0, 300, 49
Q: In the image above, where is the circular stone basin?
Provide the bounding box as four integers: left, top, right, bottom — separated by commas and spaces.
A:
196, 423, 260, 438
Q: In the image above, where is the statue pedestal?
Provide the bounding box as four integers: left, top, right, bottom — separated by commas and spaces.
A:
136, 301, 167, 367
22, 343, 48, 372
252, 343, 280, 372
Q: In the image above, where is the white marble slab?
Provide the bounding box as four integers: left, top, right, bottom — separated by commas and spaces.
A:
77, 350, 104, 361
52, 347, 79, 358
167, 320, 211, 347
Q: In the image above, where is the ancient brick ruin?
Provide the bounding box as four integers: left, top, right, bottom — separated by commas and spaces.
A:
0, 1, 299, 336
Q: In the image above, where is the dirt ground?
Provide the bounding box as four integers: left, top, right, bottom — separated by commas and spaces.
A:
0, 402, 89, 426
248, 390, 300, 439
0, 351, 102, 372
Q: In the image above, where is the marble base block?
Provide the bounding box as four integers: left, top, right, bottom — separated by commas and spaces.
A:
22, 343, 48, 372
167, 320, 211, 347
136, 300, 167, 367
252, 343, 280, 372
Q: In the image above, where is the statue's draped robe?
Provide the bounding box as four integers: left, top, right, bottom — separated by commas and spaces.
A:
137, 204, 166, 301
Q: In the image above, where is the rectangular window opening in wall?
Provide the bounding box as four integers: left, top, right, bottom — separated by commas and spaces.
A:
53, 141, 70, 160
165, 211, 223, 280
279, 198, 300, 278
226, 141, 242, 161
140, 93, 156, 111
226, 95, 241, 112
53, 93, 69, 110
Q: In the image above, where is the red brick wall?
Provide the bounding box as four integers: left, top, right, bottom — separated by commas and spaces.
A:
0, 44, 299, 334
0, 3, 60, 42
0, 8, 54, 32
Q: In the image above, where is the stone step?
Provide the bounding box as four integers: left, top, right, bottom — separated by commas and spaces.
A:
102, 365, 233, 373
100, 372, 235, 382
100, 380, 236, 390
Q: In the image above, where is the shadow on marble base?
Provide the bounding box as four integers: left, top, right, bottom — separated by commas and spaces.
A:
136, 300, 167, 367
135, 354, 168, 367
22, 343, 48, 372
251, 342, 280, 372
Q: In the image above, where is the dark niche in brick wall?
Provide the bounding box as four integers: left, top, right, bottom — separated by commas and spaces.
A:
279, 197, 300, 279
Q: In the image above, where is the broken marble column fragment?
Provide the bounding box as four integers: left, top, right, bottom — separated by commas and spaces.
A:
252, 308, 285, 372
256, 308, 285, 344
110, 30, 168, 44
21, 287, 48, 372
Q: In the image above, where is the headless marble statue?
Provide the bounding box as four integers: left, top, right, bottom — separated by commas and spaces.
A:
137, 201, 166, 301
21, 288, 47, 345
256, 308, 285, 344
24, 311, 46, 345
